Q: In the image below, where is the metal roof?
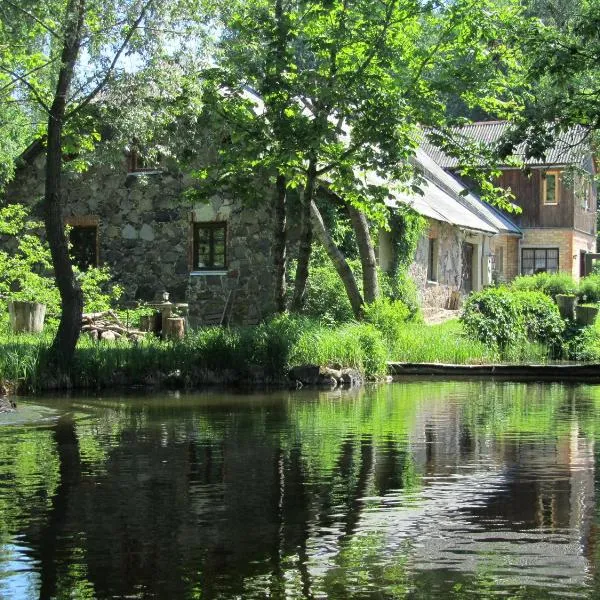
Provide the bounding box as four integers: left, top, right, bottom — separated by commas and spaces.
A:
413, 148, 521, 235
421, 122, 590, 168
372, 151, 503, 235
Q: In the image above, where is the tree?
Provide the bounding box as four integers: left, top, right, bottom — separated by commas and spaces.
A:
496, 0, 599, 159
0, 0, 208, 368
201, 0, 527, 315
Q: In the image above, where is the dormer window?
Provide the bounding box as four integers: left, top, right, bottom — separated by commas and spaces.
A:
543, 170, 560, 205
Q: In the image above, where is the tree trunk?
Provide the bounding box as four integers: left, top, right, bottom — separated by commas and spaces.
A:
273, 173, 287, 312
348, 205, 379, 304
311, 200, 364, 319
291, 158, 317, 311
44, 0, 85, 369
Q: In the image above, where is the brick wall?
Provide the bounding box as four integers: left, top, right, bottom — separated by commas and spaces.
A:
489, 234, 520, 283
572, 230, 597, 280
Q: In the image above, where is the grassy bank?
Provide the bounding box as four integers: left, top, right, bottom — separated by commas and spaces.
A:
0, 315, 559, 394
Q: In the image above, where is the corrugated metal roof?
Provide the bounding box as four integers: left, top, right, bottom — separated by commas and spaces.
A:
413, 149, 521, 235
368, 153, 501, 235
421, 122, 590, 168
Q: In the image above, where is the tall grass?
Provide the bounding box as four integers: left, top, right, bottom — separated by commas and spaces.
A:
0, 314, 561, 393
389, 320, 554, 364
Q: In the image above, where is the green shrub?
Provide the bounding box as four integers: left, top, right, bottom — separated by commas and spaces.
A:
79, 267, 124, 312
515, 290, 564, 347
579, 274, 600, 303
461, 287, 525, 348
379, 270, 422, 321
301, 262, 357, 325
461, 287, 564, 349
363, 297, 410, 349
511, 272, 576, 300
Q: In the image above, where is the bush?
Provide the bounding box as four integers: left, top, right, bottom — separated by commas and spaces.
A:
363, 297, 410, 349
461, 287, 564, 350
516, 290, 564, 347
579, 274, 600, 303
511, 272, 576, 300
300, 262, 357, 325
379, 270, 422, 321
461, 287, 524, 348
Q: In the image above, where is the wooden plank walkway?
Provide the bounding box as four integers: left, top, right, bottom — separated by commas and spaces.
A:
387, 362, 600, 381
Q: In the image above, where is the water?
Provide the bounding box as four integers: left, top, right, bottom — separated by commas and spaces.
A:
1, 381, 600, 599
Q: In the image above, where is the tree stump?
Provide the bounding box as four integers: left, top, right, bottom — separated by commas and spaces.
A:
8, 301, 46, 333
164, 317, 185, 341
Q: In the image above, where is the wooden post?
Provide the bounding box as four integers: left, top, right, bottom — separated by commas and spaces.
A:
164, 317, 185, 340
8, 301, 46, 333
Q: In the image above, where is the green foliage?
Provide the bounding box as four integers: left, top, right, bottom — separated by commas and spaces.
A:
461, 287, 524, 348
363, 298, 410, 350
78, 267, 123, 313
290, 322, 388, 377
461, 287, 564, 350
388, 207, 427, 275
578, 275, 600, 303
511, 272, 577, 300
0, 204, 122, 319
517, 290, 565, 347
379, 270, 422, 321
0, 204, 59, 313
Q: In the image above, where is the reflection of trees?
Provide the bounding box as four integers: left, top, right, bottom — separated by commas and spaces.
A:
2, 382, 600, 598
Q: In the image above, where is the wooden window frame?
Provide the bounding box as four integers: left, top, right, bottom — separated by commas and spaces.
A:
521, 247, 559, 275
495, 246, 504, 276
192, 222, 227, 271
65, 216, 99, 270
427, 238, 438, 282
542, 170, 560, 206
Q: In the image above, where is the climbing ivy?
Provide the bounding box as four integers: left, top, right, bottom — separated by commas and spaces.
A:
388, 206, 427, 279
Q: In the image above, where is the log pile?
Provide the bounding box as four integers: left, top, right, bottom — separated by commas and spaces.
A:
82, 311, 146, 342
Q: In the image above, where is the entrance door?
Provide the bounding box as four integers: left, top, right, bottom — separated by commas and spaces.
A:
462, 242, 474, 293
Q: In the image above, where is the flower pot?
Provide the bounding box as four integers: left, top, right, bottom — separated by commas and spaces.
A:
8, 301, 46, 333
576, 304, 599, 326
556, 294, 577, 320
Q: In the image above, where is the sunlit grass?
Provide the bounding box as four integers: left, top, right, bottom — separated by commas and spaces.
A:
0, 316, 559, 393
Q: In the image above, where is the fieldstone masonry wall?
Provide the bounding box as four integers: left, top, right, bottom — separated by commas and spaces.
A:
409, 220, 463, 309
5, 156, 277, 325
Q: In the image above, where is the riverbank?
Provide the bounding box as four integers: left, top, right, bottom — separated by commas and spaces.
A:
0, 316, 565, 394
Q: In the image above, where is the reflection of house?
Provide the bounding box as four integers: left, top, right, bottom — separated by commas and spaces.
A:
422, 122, 597, 285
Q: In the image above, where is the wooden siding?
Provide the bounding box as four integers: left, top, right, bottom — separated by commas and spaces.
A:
495, 169, 575, 229
573, 172, 597, 235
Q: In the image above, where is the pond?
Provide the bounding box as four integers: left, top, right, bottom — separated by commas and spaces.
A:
1, 381, 600, 599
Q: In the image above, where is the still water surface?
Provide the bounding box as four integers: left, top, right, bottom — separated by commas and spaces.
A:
1, 381, 600, 599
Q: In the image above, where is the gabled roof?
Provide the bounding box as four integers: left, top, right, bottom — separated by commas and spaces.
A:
375, 148, 520, 235
421, 121, 590, 169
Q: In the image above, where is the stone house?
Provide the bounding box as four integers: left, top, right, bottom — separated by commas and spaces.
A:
422, 122, 597, 284
378, 148, 521, 309
5, 120, 595, 321
6, 143, 279, 326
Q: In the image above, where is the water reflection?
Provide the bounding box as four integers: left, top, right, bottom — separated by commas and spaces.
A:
1, 382, 600, 598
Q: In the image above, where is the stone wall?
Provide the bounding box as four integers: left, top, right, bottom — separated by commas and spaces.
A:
5, 155, 277, 325
409, 220, 463, 309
